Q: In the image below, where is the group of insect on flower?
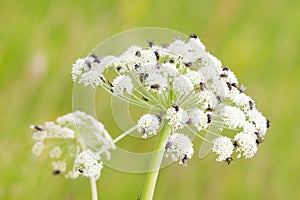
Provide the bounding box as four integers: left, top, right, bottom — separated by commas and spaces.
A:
31, 33, 270, 179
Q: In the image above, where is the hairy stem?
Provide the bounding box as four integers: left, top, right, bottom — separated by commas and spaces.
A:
141, 123, 172, 200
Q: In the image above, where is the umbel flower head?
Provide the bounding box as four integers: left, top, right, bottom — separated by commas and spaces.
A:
30, 111, 115, 179
71, 33, 270, 165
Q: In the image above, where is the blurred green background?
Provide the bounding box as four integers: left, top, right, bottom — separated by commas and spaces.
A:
1, 0, 300, 199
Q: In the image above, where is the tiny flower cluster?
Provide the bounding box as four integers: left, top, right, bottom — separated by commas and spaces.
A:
72, 33, 270, 165
30, 111, 115, 179
165, 133, 194, 166
137, 114, 160, 139
75, 149, 103, 179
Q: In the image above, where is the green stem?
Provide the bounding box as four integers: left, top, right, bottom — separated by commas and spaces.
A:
141, 123, 172, 200
90, 177, 98, 200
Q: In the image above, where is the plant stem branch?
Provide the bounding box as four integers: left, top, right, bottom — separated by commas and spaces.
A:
113, 126, 137, 143
90, 177, 98, 200
141, 123, 172, 200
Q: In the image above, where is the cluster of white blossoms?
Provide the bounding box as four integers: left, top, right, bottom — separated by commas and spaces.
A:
137, 114, 161, 139
71, 33, 270, 165
211, 136, 234, 162
74, 149, 103, 179
165, 107, 189, 130
30, 111, 115, 179
165, 133, 194, 166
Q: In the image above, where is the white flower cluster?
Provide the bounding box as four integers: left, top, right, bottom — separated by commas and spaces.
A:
72, 55, 117, 87
222, 106, 245, 129
211, 132, 259, 162
49, 146, 63, 158
211, 136, 234, 162
165, 107, 189, 130
74, 149, 103, 179
165, 133, 194, 166
234, 132, 257, 159
52, 161, 67, 173
111, 75, 134, 96
137, 114, 160, 139
30, 111, 115, 179
71, 33, 270, 165
189, 108, 209, 131
172, 75, 194, 95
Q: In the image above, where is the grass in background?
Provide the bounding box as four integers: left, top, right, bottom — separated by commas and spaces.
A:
1, 0, 300, 199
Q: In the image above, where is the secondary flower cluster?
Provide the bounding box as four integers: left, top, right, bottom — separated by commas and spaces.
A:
30, 111, 115, 179
71, 34, 270, 165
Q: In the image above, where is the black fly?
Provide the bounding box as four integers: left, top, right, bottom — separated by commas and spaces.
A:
206, 105, 215, 112
266, 119, 271, 129
165, 141, 172, 149
156, 114, 162, 123
200, 82, 206, 91
249, 100, 255, 110
172, 104, 179, 112
189, 33, 198, 39
226, 82, 232, 90
135, 51, 141, 57
207, 114, 212, 123
231, 83, 238, 88
222, 66, 229, 71
154, 51, 160, 60
255, 132, 264, 144
90, 54, 100, 63
220, 73, 228, 78
147, 40, 154, 48
150, 84, 160, 90
139, 73, 148, 83
32, 125, 43, 131
182, 155, 188, 166
85, 60, 92, 68
225, 157, 233, 165
156, 62, 161, 69
116, 66, 122, 72
52, 170, 61, 176
184, 62, 193, 67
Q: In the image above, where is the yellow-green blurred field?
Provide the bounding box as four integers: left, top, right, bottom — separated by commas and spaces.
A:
1, 0, 300, 199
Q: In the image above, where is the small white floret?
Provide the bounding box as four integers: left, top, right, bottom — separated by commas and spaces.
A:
234, 132, 258, 159
165, 133, 194, 166
32, 141, 44, 156
222, 106, 245, 129
137, 114, 160, 139
112, 75, 134, 96
246, 109, 267, 136
166, 107, 189, 130
49, 146, 63, 159
75, 149, 103, 179
211, 136, 234, 162
189, 108, 208, 131
52, 161, 67, 172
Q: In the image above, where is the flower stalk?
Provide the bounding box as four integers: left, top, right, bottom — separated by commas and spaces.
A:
141, 123, 172, 200
90, 177, 98, 200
